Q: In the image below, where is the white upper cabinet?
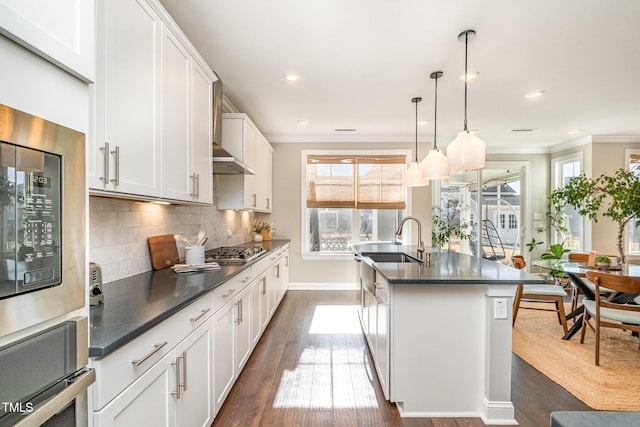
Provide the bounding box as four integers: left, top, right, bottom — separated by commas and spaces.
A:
216, 114, 273, 212
0, 0, 95, 82
191, 62, 214, 204
91, 0, 215, 204
92, 0, 162, 198
161, 26, 191, 201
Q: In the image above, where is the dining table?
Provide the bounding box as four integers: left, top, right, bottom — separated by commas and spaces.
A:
532, 259, 640, 340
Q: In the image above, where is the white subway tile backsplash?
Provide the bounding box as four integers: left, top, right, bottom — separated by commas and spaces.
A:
89, 196, 256, 283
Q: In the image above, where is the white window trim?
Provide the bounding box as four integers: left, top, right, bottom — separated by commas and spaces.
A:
625, 149, 640, 257
550, 152, 587, 250
300, 148, 412, 260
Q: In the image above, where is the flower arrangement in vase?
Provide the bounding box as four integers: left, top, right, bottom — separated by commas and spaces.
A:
252, 221, 272, 241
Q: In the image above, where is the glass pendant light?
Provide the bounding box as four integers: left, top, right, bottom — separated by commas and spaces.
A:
447, 29, 485, 171
406, 97, 428, 187
421, 71, 449, 180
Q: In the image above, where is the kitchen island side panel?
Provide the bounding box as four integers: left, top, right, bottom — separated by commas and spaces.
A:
390, 283, 515, 423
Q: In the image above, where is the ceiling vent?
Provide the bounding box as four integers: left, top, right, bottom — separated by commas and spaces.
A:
334, 128, 356, 132
511, 128, 534, 132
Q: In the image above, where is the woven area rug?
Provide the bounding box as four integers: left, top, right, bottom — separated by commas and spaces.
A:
512, 303, 640, 410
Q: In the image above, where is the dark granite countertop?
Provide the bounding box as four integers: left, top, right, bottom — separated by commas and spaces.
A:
355, 243, 544, 285
89, 239, 289, 358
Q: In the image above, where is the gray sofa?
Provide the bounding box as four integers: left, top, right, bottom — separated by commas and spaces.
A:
551, 411, 640, 426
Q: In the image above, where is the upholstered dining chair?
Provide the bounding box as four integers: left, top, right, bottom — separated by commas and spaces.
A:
580, 270, 640, 366
567, 253, 619, 307
512, 255, 569, 333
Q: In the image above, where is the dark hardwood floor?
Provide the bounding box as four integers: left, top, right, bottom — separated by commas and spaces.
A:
211, 290, 591, 427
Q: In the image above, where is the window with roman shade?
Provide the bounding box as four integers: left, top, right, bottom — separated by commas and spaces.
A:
306, 154, 406, 210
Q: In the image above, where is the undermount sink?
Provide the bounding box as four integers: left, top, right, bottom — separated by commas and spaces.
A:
364, 252, 424, 263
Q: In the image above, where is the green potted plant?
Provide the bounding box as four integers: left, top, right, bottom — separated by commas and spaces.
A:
548, 168, 640, 263
595, 255, 611, 267
252, 221, 272, 241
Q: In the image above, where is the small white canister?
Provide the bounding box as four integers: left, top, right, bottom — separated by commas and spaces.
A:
185, 245, 205, 265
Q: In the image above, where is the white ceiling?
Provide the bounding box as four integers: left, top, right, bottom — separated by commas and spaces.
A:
159, 0, 640, 152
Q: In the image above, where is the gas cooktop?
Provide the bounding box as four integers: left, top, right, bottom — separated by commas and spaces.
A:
205, 246, 265, 265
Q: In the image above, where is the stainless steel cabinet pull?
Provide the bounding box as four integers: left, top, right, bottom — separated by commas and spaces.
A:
190, 308, 211, 323
266, 197, 270, 209
262, 280, 266, 295
239, 299, 243, 324
285, 256, 289, 267
222, 288, 236, 298
110, 145, 120, 186
235, 300, 242, 325
195, 173, 200, 198
171, 353, 184, 399
190, 174, 197, 197
131, 341, 168, 366
182, 351, 188, 392
100, 142, 110, 184
252, 193, 257, 207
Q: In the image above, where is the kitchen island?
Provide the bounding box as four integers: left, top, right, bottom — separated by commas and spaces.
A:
354, 244, 544, 425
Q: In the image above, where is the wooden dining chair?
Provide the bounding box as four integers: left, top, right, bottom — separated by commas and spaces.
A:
512, 256, 569, 333
580, 271, 640, 366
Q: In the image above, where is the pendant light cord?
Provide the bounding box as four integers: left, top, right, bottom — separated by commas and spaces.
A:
434, 75, 438, 150
411, 97, 421, 162
415, 99, 418, 162
463, 32, 469, 133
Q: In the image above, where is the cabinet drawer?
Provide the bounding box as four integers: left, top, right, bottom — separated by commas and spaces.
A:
91, 292, 214, 410
213, 270, 251, 313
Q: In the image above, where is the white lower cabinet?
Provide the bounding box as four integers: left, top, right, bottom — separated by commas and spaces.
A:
94, 321, 213, 427
234, 286, 252, 372
92, 245, 290, 426
213, 294, 235, 412
175, 323, 214, 427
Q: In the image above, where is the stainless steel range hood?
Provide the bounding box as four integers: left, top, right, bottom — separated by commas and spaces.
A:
212, 143, 255, 175
212, 79, 255, 175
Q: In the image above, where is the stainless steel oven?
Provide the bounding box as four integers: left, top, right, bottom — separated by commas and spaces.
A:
0, 104, 91, 426
0, 104, 85, 336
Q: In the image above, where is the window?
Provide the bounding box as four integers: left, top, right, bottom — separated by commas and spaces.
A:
303, 151, 408, 255
500, 214, 505, 229
552, 154, 583, 250
626, 150, 640, 255
508, 214, 517, 229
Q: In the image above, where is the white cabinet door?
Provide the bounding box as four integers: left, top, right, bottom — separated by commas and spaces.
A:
191, 62, 213, 204
92, 0, 162, 197
0, 0, 95, 81
234, 287, 252, 372
258, 274, 270, 330
94, 351, 175, 427
250, 278, 263, 347
213, 300, 235, 412
175, 321, 214, 427
161, 25, 191, 201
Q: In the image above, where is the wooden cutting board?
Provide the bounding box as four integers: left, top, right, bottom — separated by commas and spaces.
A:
148, 234, 180, 270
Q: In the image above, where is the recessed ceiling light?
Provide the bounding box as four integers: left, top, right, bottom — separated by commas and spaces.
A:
459, 71, 479, 81
418, 120, 429, 126
297, 120, 309, 126
568, 129, 582, 136
283, 73, 300, 83
525, 91, 545, 100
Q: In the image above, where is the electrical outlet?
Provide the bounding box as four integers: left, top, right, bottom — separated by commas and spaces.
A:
494, 298, 508, 320
226, 229, 233, 237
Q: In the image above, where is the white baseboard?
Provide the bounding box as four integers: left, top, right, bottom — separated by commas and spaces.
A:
287, 282, 358, 291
